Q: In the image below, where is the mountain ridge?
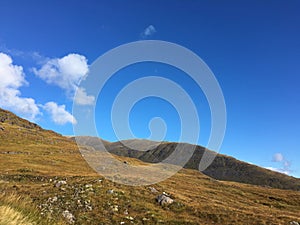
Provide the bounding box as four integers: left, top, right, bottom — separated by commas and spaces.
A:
74, 136, 300, 191
1, 107, 299, 191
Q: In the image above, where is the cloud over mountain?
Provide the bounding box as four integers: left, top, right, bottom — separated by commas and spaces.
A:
267, 153, 292, 175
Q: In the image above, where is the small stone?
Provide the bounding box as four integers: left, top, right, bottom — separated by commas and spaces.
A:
62, 210, 75, 224
55, 180, 67, 188
50, 196, 58, 203
125, 216, 134, 221
86, 205, 93, 211
107, 189, 114, 194
149, 187, 158, 193
111, 205, 119, 212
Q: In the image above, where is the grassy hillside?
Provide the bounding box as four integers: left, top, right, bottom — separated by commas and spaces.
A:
0, 109, 95, 177
1, 108, 300, 224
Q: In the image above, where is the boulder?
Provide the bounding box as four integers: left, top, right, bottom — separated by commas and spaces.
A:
156, 193, 174, 206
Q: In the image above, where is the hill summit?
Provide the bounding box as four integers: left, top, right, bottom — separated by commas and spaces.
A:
77, 137, 300, 191
0, 108, 41, 130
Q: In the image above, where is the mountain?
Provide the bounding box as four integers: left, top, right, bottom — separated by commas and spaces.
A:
76, 137, 300, 191
1, 108, 300, 224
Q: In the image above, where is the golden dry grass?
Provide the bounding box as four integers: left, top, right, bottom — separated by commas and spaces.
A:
0, 111, 300, 224
0, 205, 34, 225
0, 123, 96, 177
0, 193, 36, 225
1, 165, 300, 224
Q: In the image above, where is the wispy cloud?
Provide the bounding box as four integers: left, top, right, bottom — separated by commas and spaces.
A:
141, 25, 157, 39
0, 44, 49, 65
0, 52, 40, 120
272, 153, 284, 162
266, 153, 292, 175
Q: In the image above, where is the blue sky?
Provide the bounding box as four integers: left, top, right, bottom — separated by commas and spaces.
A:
0, 0, 299, 177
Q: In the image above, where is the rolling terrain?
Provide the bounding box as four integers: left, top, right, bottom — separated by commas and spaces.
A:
1, 108, 300, 224
76, 137, 300, 191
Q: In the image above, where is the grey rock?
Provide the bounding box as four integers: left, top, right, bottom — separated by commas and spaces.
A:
290, 222, 300, 225
149, 187, 158, 193
48, 196, 58, 203
55, 180, 67, 188
107, 189, 114, 194
62, 210, 75, 224
156, 193, 174, 206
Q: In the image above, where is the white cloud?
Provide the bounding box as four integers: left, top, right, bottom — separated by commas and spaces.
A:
33, 53, 89, 94
74, 87, 95, 105
43, 102, 77, 125
0, 53, 26, 89
265, 167, 290, 175
272, 153, 284, 162
0, 52, 40, 120
141, 25, 156, 38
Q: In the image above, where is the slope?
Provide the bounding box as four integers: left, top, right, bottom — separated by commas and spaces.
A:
0, 108, 94, 176
76, 137, 300, 191
1, 108, 300, 224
